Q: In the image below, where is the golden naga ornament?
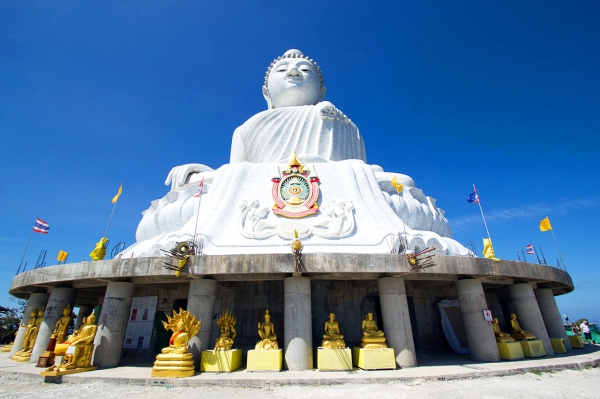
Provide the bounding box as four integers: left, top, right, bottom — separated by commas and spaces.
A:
360, 312, 388, 348
151, 308, 201, 378
509, 313, 536, 341
12, 307, 45, 362
492, 317, 515, 343
41, 311, 98, 376
272, 152, 319, 218
214, 309, 237, 351
255, 310, 278, 350
321, 312, 346, 350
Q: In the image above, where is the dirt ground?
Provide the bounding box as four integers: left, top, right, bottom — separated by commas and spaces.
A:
0, 367, 599, 399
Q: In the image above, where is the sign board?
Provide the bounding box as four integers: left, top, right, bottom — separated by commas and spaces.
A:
123, 296, 158, 349
483, 309, 493, 322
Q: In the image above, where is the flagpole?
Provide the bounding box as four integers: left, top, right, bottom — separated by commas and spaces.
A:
474, 184, 492, 241
549, 226, 567, 270
17, 229, 34, 274
103, 182, 122, 238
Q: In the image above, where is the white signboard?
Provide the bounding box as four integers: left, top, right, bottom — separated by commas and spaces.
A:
483, 309, 493, 322
123, 296, 158, 349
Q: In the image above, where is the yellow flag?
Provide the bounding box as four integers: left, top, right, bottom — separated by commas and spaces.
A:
540, 216, 552, 232
391, 176, 403, 193
112, 183, 123, 204
57, 250, 68, 262
482, 238, 500, 262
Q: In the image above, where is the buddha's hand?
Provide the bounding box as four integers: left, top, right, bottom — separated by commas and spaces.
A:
165, 164, 213, 191
318, 102, 351, 125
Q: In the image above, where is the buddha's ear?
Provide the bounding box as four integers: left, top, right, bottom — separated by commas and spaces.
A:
318, 86, 326, 103
262, 85, 273, 109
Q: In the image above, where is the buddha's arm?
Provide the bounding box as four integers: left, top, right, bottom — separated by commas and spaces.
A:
230, 127, 248, 163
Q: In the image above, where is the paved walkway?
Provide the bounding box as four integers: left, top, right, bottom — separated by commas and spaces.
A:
0, 345, 598, 387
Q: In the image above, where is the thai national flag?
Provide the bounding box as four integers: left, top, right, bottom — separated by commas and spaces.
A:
526, 244, 534, 254
32, 218, 49, 234
193, 177, 204, 198
467, 185, 479, 204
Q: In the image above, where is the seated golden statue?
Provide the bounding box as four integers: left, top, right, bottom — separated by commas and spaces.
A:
151, 308, 200, 378
360, 312, 387, 348
321, 312, 346, 349
255, 309, 278, 350
492, 317, 515, 343
509, 313, 535, 340
214, 309, 236, 351
12, 307, 44, 362
43, 312, 98, 375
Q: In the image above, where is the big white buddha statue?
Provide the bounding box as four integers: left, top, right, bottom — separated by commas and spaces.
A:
124, 49, 468, 258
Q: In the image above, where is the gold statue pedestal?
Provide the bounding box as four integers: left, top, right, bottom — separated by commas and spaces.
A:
246, 349, 282, 372
11, 352, 33, 362
317, 348, 352, 371
550, 338, 567, 354
1, 343, 13, 352
40, 365, 98, 377
519, 340, 546, 358
497, 342, 524, 360
352, 347, 396, 370
151, 353, 195, 378
201, 349, 242, 372
569, 335, 584, 349
510, 333, 535, 341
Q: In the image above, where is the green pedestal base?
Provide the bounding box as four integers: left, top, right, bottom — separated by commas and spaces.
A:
317, 348, 352, 371
201, 349, 242, 372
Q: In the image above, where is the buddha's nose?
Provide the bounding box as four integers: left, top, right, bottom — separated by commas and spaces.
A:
286, 68, 301, 78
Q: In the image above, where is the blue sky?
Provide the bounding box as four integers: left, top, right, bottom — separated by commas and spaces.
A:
1, 1, 598, 322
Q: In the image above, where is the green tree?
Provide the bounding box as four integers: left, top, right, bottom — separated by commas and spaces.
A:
0, 298, 26, 344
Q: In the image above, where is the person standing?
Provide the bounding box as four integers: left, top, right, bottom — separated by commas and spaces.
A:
580, 320, 592, 344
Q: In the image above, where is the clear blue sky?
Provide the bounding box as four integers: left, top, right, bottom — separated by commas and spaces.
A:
1, 1, 598, 322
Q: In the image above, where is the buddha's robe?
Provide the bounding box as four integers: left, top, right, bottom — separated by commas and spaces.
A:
230, 102, 366, 164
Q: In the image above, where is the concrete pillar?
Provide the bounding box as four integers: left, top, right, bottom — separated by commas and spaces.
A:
508, 283, 554, 355
378, 277, 417, 368
29, 287, 77, 363
74, 305, 94, 330
284, 277, 313, 370
10, 293, 49, 356
187, 279, 217, 369
535, 288, 572, 351
92, 282, 135, 369
455, 279, 500, 362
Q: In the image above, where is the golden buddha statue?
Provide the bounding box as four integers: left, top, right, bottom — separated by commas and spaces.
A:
509, 313, 536, 340
42, 311, 98, 375
360, 312, 387, 348
12, 307, 44, 362
1, 342, 13, 352
151, 308, 200, 378
321, 312, 346, 349
492, 317, 515, 343
214, 309, 236, 351
54, 304, 73, 343
255, 309, 278, 350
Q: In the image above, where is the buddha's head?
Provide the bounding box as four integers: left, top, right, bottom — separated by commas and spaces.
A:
87, 311, 96, 325
328, 312, 335, 321
264, 309, 271, 322
366, 312, 374, 321
493, 317, 499, 324
63, 304, 72, 316
511, 314, 517, 320
30, 308, 38, 318
38, 307, 45, 317
263, 49, 326, 109
177, 319, 185, 331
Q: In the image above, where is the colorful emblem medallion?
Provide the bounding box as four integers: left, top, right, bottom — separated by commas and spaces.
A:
272, 152, 319, 218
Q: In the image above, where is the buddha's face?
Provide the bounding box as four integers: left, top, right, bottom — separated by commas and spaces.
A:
30, 309, 37, 317
265, 315, 271, 323
328, 313, 335, 321
177, 320, 185, 330
87, 314, 96, 325
366, 313, 373, 321
265, 58, 321, 108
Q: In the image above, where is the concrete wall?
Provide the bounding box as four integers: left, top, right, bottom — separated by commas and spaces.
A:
485, 292, 507, 332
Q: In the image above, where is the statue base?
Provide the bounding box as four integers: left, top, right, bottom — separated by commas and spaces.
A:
495, 336, 515, 343
246, 349, 282, 372
40, 366, 98, 377
201, 349, 242, 373
497, 342, 524, 360
1, 343, 13, 352
510, 333, 535, 341
151, 352, 195, 378
317, 347, 352, 371
36, 351, 56, 368
569, 335, 584, 349
519, 340, 546, 358
321, 339, 346, 350
550, 338, 567, 353
11, 352, 32, 362
352, 347, 395, 370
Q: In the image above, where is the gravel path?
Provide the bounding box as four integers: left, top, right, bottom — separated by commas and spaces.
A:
1, 367, 599, 399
